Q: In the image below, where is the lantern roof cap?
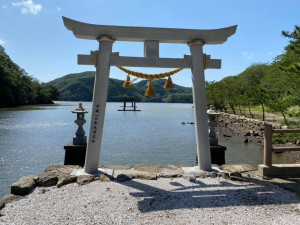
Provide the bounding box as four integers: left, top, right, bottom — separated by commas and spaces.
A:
207, 105, 220, 115
72, 103, 88, 114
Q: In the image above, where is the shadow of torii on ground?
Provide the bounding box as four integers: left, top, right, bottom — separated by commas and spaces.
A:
117, 177, 300, 213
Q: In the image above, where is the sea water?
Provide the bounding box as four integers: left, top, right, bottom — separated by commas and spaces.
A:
0, 102, 265, 197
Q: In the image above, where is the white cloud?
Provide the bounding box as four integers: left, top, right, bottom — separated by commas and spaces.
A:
241, 51, 255, 60
0, 38, 5, 46
2, 4, 7, 9
56, 6, 61, 12
11, 0, 42, 15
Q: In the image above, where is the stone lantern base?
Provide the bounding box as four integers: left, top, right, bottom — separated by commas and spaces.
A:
196, 145, 227, 166
64, 142, 87, 167
73, 136, 87, 145
210, 145, 227, 165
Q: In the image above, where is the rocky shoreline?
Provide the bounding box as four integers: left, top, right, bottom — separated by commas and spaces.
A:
218, 113, 284, 143
217, 113, 300, 163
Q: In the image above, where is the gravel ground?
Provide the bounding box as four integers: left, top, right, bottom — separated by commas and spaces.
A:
1, 177, 300, 225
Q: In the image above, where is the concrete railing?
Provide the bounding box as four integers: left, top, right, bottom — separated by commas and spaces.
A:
264, 124, 300, 166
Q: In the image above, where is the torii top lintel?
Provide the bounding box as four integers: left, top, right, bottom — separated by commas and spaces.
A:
63, 17, 237, 44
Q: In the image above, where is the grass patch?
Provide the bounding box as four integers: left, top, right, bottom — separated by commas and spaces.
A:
273, 133, 300, 144
272, 120, 300, 144
287, 105, 300, 117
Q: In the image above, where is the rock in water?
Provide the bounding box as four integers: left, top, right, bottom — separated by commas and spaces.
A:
244, 131, 251, 136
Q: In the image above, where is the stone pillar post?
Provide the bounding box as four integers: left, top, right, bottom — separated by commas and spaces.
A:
264, 123, 273, 167
84, 36, 115, 174
188, 40, 212, 171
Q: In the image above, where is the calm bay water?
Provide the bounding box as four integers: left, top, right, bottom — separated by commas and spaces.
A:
0, 101, 267, 197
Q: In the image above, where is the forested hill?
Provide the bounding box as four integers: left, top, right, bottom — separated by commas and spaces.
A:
48, 71, 193, 103
0, 45, 60, 107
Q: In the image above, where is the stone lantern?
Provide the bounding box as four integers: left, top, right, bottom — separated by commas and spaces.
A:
63, 103, 88, 167
207, 105, 226, 165
72, 103, 88, 145
207, 105, 220, 146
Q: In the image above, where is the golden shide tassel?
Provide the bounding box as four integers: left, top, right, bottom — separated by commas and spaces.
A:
123, 75, 132, 88
144, 80, 155, 97
164, 76, 174, 89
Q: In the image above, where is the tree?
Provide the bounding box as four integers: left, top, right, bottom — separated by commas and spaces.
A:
281, 26, 300, 74
217, 76, 241, 114
165, 93, 193, 103
206, 81, 228, 112
262, 64, 296, 124
0, 45, 59, 107
239, 63, 269, 120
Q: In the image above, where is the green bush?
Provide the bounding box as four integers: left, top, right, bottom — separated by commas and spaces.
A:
272, 120, 300, 144
287, 105, 300, 117
272, 133, 300, 144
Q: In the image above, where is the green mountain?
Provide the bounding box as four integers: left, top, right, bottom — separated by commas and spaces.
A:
48, 71, 193, 103
0, 45, 59, 107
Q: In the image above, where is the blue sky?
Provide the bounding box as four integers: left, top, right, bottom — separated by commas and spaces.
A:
1, 0, 299, 87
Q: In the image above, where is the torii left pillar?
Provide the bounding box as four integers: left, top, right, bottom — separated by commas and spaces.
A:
84, 36, 114, 174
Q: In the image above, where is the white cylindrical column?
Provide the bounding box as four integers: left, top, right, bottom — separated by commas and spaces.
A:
188, 40, 212, 171
84, 36, 115, 174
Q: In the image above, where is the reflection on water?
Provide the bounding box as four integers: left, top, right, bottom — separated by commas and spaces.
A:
0, 101, 292, 198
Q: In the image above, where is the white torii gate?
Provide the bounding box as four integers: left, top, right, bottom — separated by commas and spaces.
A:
63, 17, 237, 174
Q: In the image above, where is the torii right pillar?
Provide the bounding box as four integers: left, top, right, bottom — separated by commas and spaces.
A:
188, 40, 211, 171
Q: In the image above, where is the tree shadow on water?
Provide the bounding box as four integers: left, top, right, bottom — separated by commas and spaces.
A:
118, 178, 300, 213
